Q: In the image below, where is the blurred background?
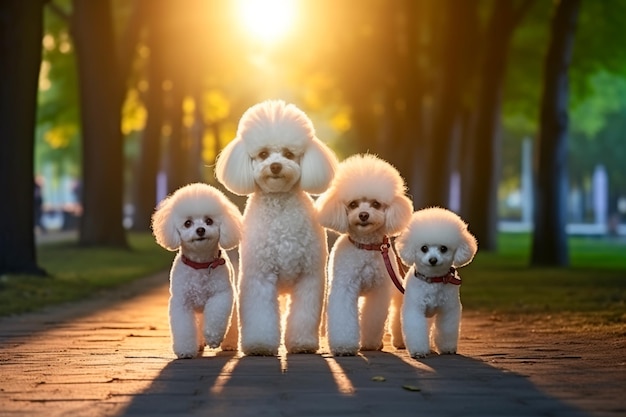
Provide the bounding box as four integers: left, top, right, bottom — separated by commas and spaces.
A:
32, 0, 625, 250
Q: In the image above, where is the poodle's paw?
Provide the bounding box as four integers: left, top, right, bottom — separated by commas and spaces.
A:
204, 333, 224, 349
242, 344, 278, 356
288, 344, 318, 354
175, 350, 198, 359
331, 346, 358, 356
438, 349, 457, 355
359, 343, 383, 352
409, 348, 432, 359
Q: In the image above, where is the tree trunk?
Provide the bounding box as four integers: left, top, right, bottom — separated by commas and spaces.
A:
422, 0, 478, 208
0, 0, 47, 275
132, 0, 166, 231
531, 0, 581, 266
465, 0, 533, 251
72, 0, 127, 247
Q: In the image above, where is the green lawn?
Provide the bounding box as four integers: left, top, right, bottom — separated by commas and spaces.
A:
0, 233, 172, 316
461, 233, 626, 327
0, 232, 624, 328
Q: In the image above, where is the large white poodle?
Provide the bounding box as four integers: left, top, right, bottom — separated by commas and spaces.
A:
316, 154, 413, 356
151, 183, 243, 359
396, 207, 477, 358
215, 100, 338, 356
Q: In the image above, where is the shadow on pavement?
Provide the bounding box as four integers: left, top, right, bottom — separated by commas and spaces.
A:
119, 350, 592, 417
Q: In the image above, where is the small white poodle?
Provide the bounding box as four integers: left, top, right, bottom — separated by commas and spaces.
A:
151, 183, 243, 359
316, 154, 413, 356
215, 100, 338, 356
396, 207, 477, 358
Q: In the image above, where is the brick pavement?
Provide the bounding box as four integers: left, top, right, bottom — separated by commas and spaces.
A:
0, 269, 624, 417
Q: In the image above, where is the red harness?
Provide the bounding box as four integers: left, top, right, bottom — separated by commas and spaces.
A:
181, 252, 226, 270
349, 236, 406, 294
414, 267, 462, 285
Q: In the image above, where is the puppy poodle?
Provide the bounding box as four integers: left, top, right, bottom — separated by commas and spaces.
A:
316, 154, 413, 356
215, 100, 338, 356
396, 207, 477, 358
151, 183, 243, 359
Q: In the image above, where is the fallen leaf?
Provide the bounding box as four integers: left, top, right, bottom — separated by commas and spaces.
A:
402, 384, 421, 392
371, 376, 386, 382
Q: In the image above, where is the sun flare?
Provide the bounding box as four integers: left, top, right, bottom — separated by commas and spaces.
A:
237, 0, 297, 44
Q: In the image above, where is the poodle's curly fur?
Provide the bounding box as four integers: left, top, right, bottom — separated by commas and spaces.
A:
151, 183, 242, 359
316, 154, 413, 356
215, 100, 338, 356
396, 207, 477, 358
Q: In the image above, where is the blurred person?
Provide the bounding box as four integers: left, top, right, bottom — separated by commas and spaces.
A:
34, 177, 47, 233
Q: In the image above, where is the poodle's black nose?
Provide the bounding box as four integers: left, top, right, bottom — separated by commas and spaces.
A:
359, 212, 369, 221
429, 257, 438, 266
196, 227, 205, 236
270, 162, 282, 174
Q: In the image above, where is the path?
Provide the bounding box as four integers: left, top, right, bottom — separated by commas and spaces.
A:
0, 270, 624, 417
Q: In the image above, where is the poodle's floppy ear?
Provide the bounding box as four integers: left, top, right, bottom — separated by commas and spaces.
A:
384, 195, 414, 236
300, 137, 338, 195
395, 230, 417, 267
315, 189, 349, 233
151, 196, 180, 251
453, 227, 478, 267
217, 198, 243, 250
215, 138, 255, 196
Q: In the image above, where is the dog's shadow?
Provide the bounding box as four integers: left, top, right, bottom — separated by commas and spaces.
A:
119, 349, 591, 416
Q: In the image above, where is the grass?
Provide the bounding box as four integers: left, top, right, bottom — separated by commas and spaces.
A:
1, 232, 625, 330
0, 233, 172, 317
461, 233, 626, 329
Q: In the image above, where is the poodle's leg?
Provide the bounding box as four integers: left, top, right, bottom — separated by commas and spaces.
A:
401, 301, 430, 358
359, 287, 391, 351
284, 273, 324, 354
169, 300, 200, 359
389, 289, 405, 349
433, 303, 462, 354
220, 298, 239, 351
239, 273, 280, 356
195, 312, 205, 354
203, 288, 234, 349
326, 284, 360, 356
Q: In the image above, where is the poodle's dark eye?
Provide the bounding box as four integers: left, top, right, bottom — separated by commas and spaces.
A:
347, 201, 359, 210
420, 245, 428, 253
184, 220, 193, 228
205, 217, 213, 226
440, 246, 448, 253
283, 149, 295, 159
371, 200, 382, 210
258, 150, 269, 160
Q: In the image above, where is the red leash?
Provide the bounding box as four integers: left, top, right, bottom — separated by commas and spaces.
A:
349, 236, 406, 294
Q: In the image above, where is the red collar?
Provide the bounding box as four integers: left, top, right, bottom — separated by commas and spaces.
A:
348, 235, 389, 251
414, 267, 461, 285
181, 252, 226, 270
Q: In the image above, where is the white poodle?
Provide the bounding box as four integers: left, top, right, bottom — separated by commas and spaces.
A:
316, 154, 413, 356
396, 207, 478, 358
151, 183, 243, 359
215, 100, 338, 356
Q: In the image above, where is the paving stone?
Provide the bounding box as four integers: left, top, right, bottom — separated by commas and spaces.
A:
0, 270, 624, 417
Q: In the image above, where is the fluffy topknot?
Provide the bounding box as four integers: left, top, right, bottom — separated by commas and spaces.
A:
328, 154, 407, 204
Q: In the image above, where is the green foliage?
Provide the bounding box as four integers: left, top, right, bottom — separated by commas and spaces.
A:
0, 233, 172, 317
462, 233, 626, 323
36, 1, 81, 177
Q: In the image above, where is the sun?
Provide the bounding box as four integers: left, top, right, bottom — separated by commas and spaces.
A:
237, 0, 297, 44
